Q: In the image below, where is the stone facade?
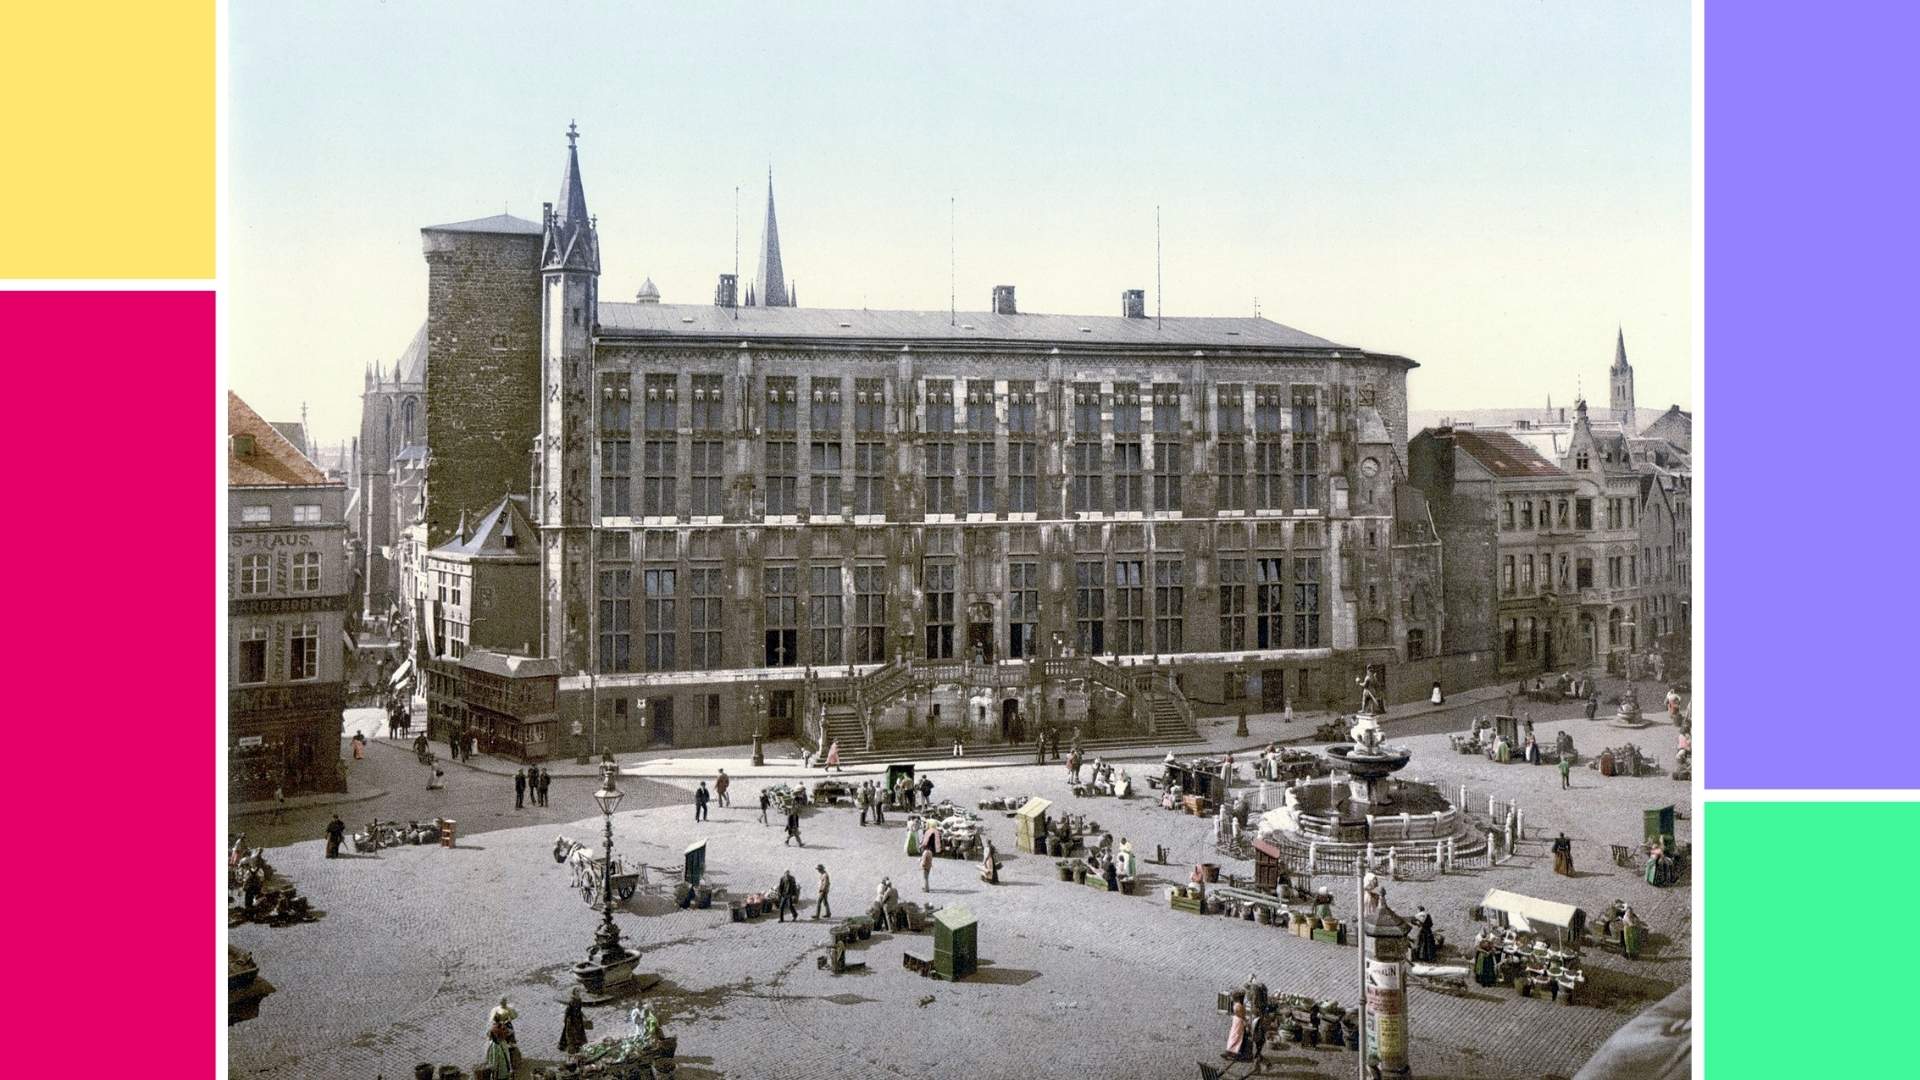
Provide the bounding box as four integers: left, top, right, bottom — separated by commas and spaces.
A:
229, 392, 350, 798
355, 324, 426, 621
419, 132, 1451, 753
420, 216, 543, 550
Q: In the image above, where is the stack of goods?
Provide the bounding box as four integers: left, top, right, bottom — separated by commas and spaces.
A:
551, 1032, 678, 1078
766, 784, 809, 814
978, 794, 1039, 813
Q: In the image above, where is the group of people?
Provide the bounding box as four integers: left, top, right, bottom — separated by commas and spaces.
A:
546, 992, 670, 1060
513, 766, 551, 809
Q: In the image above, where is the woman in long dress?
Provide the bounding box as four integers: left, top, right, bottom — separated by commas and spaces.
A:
825, 741, 841, 771
558, 987, 589, 1054
485, 997, 518, 1077
1411, 907, 1439, 963
1552, 832, 1574, 876
1223, 992, 1250, 1061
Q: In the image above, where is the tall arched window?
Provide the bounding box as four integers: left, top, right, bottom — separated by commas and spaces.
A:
402, 398, 417, 444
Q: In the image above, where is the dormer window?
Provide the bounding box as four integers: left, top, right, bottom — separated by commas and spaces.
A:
231, 434, 255, 457
1576, 452, 1590, 470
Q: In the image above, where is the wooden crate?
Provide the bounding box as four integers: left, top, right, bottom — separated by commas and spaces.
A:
1311, 928, 1346, 945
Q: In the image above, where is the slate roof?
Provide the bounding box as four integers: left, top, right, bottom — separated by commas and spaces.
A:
269, 421, 308, 458
395, 320, 428, 384
421, 213, 542, 235
1452, 429, 1565, 479
430, 495, 536, 560
598, 302, 1382, 354
460, 649, 562, 679
230, 392, 330, 486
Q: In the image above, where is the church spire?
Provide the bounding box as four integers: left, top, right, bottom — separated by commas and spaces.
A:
542, 120, 599, 273
1612, 326, 1630, 372
755, 169, 789, 307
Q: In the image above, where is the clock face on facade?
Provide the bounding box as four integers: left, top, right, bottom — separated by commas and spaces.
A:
1361, 457, 1380, 478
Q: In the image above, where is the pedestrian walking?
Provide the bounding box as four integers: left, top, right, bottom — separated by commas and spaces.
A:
1584, 693, 1599, 721
539, 767, 552, 807
1558, 754, 1572, 789
825, 740, 842, 772
785, 808, 804, 846
270, 783, 285, 823
1552, 832, 1575, 876
776, 869, 800, 922
514, 769, 526, 809
324, 815, 345, 858
918, 775, 934, 805
814, 864, 832, 919
758, 789, 771, 825
1068, 748, 1083, 784
694, 781, 710, 822
715, 769, 731, 808
352, 732, 366, 761
558, 987, 589, 1054
857, 782, 871, 826
920, 843, 934, 891
466, 732, 477, 761
241, 865, 263, 916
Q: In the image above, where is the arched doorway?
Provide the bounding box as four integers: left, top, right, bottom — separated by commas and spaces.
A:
1002, 698, 1020, 742
1579, 614, 1598, 665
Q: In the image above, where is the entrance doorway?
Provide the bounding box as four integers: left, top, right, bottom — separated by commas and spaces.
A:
967, 623, 994, 664
647, 696, 674, 747
1002, 698, 1019, 741
1260, 669, 1287, 712
1543, 629, 1556, 671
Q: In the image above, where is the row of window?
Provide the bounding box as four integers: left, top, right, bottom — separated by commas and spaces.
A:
594, 437, 1320, 518
239, 504, 325, 525
597, 375, 1331, 439
235, 552, 324, 595
591, 557, 1324, 673
235, 624, 320, 684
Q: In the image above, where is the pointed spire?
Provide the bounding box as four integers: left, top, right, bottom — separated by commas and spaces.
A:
543, 120, 599, 274
456, 509, 469, 544
755, 169, 789, 307
1612, 326, 1629, 371
558, 120, 588, 227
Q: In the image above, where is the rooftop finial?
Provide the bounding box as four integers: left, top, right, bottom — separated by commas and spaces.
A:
567, 120, 579, 148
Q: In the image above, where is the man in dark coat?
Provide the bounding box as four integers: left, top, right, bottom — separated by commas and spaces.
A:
775, 869, 800, 922
694, 781, 710, 822
558, 987, 589, 1054
758, 789, 771, 825
324, 815, 346, 859
539, 767, 552, 807
514, 769, 526, 810
784, 808, 804, 846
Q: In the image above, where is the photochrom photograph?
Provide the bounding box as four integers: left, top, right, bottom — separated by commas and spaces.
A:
224, 4, 1694, 1078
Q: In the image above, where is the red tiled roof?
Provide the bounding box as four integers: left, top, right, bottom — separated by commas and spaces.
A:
1453, 429, 1565, 479
229, 391, 329, 486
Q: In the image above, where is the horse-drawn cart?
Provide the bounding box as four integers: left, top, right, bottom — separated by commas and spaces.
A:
554, 836, 644, 905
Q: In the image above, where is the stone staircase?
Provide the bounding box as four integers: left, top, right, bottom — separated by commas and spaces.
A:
821, 704, 865, 756
824, 728, 1208, 769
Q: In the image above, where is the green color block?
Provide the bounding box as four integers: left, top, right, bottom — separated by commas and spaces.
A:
1709, 802, 1920, 1079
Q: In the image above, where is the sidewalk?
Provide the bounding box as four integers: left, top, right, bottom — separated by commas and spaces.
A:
230, 785, 389, 818
364, 680, 1523, 782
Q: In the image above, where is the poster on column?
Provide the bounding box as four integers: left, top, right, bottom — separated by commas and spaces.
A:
1365, 958, 1408, 1066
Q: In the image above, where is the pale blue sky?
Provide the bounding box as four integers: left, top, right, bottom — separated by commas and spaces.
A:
230, 1, 1691, 448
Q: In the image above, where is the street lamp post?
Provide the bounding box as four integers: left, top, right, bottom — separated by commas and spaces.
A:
1236, 666, 1250, 738
575, 762, 638, 993
747, 682, 767, 767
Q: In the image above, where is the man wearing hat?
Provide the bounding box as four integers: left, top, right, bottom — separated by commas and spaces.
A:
813, 864, 832, 919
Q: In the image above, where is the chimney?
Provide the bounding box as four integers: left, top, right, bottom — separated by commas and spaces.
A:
991, 285, 1017, 315
1122, 289, 1146, 319
714, 273, 738, 308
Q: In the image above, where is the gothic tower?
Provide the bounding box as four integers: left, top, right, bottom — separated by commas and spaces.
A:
538, 121, 601, 670
1609, 327, 1637, 433
751, 170, 791, 307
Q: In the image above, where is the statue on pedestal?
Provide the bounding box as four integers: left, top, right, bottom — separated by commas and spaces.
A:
1357, 667, 1385, 715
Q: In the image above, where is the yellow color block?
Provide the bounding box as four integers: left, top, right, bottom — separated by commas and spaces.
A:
0, 2, 213, 278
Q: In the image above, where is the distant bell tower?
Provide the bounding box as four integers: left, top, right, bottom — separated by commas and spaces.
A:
538, 120, 601, 671
1610, 327, 1637, 433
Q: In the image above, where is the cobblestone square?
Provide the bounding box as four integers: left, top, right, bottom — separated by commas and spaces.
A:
230, 695, 1689, 1080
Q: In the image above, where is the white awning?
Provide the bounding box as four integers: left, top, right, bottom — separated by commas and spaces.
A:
387, 657, 414, 689
1481, 888, 1583, 931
